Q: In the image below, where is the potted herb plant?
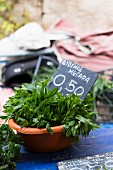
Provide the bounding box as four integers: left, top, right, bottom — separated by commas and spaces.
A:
2, 79, 99, 152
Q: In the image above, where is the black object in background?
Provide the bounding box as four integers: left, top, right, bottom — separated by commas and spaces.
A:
2, 55, 59, 88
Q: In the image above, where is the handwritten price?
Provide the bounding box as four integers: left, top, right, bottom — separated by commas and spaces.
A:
53, 74, 84, 96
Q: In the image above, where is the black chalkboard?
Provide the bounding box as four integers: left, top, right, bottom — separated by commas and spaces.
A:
48, 59, 98, 99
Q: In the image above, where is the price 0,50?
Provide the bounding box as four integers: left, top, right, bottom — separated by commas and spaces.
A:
53, 74, 84, 96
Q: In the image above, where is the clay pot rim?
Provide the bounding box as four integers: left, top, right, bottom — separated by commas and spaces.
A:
8, 118, 63, 134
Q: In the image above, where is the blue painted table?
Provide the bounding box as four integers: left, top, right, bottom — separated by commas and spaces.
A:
16, 127, 113, 170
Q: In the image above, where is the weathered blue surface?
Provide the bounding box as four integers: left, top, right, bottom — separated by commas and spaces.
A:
16, 128, 113, 170
100, 123, 113, 128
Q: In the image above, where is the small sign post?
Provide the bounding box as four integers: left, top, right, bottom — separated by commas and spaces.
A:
48, 59, 98, 99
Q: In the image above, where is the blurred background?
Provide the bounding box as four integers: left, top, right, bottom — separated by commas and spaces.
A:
1, 0, 113, 39
1, 0, 113, 126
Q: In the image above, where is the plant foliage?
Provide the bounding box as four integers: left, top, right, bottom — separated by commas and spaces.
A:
28, 64, 57, 83
0, 124, 21, 170
91, 76, 113, 110
3, 79, 99, 142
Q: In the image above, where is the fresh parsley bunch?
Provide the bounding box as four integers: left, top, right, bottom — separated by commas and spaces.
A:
0, 124, 21, 170
3, 79, 99, 143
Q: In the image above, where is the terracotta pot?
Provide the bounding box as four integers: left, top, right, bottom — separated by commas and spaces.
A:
8, 119, 71, 152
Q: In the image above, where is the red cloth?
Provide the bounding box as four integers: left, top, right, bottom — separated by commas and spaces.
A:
51, 19, 113, 72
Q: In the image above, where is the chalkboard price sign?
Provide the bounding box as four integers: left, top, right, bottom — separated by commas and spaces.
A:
48, 59, 98, 99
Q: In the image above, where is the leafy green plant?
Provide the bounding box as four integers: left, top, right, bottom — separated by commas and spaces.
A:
2, 79, 99, 143
28, 64, 57, 83
92, 76, 113, 102
35, 65, 57, 82
89, 71, 113, 123
91, 76, 113, 112
0, 124, 21, 170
